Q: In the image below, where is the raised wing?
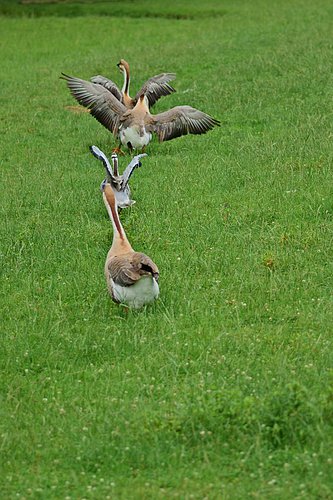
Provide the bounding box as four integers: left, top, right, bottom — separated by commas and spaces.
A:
90, 75, 123, 102
147, 105, 220, 142
134, 73, 176, 107
61, 73, 126, 135
121, 154, 147, 189
89, 145, 115, 183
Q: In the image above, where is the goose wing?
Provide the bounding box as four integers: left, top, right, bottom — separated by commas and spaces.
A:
89, 145, 115, 182
109, 256, 141, 286
109, 253, 159, 286
146, 106, 220, 142
61, 73, 126, 134
90, 75, 123, 102
122, 154, 147, 189
134, 73, 176, 107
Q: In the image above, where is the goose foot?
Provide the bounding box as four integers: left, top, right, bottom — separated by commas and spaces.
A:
112, 147, 126, 156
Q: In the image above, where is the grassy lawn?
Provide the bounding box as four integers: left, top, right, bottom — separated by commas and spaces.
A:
1, 0, 333, 498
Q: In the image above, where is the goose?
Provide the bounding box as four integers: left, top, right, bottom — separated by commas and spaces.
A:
62, 59, 176, 114
91, 59, 176, 109
61, 76, 220, 152
102, 181, 159, 308
90, 145, 147, 208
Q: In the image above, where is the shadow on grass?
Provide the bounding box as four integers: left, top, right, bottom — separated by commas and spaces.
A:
1, 0, 227, 20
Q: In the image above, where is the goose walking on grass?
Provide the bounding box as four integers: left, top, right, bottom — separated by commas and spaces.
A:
90, 145, 147, 208
62, 75, 220, 152
102, 182, 159, 308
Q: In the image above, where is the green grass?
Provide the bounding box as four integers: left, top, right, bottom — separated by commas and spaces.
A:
1, 0, 333, 498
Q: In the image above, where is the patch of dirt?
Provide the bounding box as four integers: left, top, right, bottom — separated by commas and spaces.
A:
64, 105, 91, 114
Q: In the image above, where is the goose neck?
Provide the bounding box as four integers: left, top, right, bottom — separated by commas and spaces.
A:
121, 65, 130, 96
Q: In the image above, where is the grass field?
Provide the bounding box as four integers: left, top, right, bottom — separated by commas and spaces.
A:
1, 0, 333, 498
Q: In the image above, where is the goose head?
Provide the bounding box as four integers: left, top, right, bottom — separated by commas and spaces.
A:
117, 59, 130, 90
117, 59, 130, 74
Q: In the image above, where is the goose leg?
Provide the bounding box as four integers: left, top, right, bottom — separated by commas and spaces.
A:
112, 143, 126, 156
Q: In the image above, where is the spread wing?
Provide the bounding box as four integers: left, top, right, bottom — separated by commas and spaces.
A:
147, 105, 220, 142
61, 73, 126, 135
89, 145, 115, 183
108, 253, 159, 287
134, 73, 176, 108
90, 75, 123, 102
121, 154, 147, 189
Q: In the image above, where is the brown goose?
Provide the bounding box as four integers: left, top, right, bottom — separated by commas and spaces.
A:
61, 76, 220, 151
114, 59, 176, 108
102, 182, 159, 308
62, 59, 176, 112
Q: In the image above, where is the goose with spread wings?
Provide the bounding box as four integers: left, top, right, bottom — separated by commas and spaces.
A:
62, 59, 176, 113
91, 59, 176, 109
62, 74, 220, 151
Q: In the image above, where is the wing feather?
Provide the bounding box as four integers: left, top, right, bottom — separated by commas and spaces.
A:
108, 253, 159, 287
109, 257, 140, 286
147, 105, 220, 142
61, 73, 126, 135
90, 75, 123, 102
134, 73, 176, 107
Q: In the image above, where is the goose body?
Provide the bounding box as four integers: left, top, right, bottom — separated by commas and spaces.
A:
119, 123, 152, 150
102, 183, 159, 308
111, 273, 159, 309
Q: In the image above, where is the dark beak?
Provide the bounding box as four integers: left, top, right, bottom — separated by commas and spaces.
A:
153, 272, 159, 282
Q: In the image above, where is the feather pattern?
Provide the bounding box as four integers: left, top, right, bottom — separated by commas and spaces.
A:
90, 75, 123, 101
147, 105, 221, 141
134, 73, 176, 107
61, 73, 126, 135
108, 252, 159, 287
